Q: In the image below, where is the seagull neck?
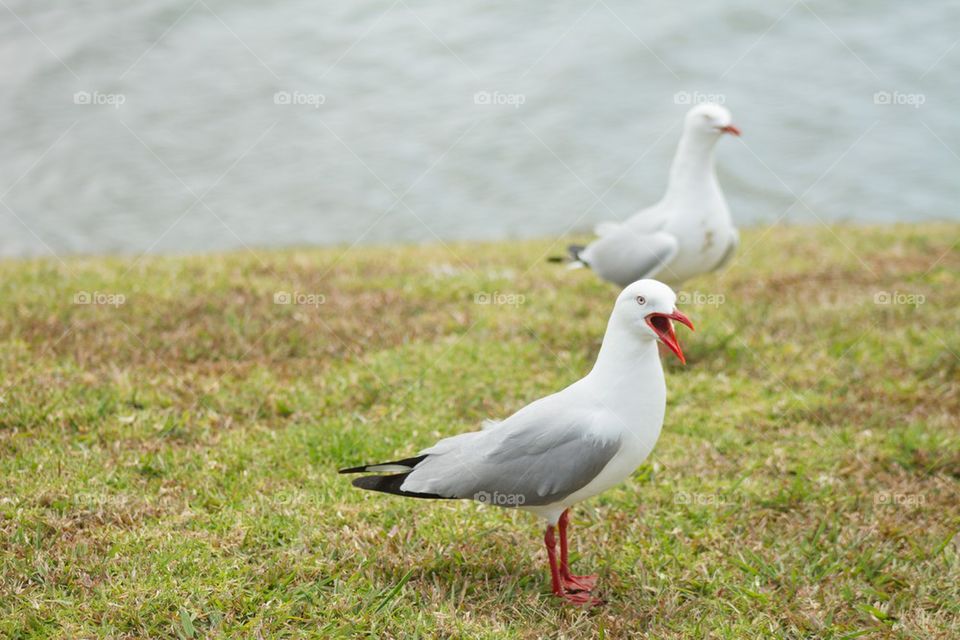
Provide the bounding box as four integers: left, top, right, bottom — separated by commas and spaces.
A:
664, 131, 719, 200
588, 319, 664, 393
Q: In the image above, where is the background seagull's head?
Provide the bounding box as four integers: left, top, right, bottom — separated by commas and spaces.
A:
684, 103, 741, 138
614, 279, 694, 363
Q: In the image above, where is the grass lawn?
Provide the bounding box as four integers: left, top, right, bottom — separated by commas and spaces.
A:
1, 223, 958, 639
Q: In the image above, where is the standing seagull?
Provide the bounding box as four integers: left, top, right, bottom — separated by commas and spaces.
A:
340, 280, 693, 605
560, 103, 741, 288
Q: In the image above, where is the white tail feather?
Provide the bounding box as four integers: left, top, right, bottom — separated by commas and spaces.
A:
364, 464, 415, 473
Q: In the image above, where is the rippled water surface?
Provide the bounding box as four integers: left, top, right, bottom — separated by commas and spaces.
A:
2, 1, 958, 256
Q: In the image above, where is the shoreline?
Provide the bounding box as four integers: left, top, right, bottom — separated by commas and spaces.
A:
1, 220, 958, 265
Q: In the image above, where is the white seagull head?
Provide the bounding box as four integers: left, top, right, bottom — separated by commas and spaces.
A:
684, 103, 741, 138
612, 279, 695, 363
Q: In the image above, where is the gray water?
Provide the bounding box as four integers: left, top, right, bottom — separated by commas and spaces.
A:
2, 0, 958, 258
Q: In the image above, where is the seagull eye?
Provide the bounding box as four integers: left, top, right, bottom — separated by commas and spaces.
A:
636, 295, 646, 305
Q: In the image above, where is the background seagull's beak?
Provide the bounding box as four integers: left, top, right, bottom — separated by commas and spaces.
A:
646, 309, 695, 364
719, 124, 741, 136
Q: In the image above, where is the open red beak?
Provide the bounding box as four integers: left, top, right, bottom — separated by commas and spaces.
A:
645, 309, 695, 364
719, 124, 741, 136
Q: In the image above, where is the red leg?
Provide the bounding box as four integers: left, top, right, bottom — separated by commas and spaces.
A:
545, 523, 602, 606
558, 509, 598, 593
544, 525, 564, 597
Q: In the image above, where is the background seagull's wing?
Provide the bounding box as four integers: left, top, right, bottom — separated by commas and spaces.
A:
580, 230, 679, 287
593, 221, 621, 237
401, 401, 621, 506
594, 202, 669, 238
711, 227, 739, 272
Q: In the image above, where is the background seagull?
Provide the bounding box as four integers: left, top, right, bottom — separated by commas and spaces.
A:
555, 103, 741, 288
340, 280, 694, 605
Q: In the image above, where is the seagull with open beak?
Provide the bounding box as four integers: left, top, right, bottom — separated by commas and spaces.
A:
341, 279, 693, 605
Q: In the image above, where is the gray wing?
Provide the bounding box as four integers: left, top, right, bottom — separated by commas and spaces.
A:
580, 230, 678, 288
400, 406, 621, 507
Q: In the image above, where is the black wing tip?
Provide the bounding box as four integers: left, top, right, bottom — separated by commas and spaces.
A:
548, 244, 587, 264
351, 473, 449, 500
341, 455, 449, 500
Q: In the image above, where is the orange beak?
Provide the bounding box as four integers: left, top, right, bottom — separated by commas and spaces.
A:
719, 124, 741, 136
